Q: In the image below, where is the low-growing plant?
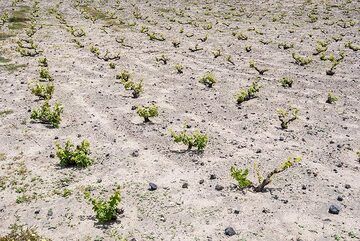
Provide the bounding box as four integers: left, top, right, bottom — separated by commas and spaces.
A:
136, 104, 159, 122
109, 62, 115, 69
279, 77, 293, 88
121, 79, 143, 98
170, 129, 208, 151
235, 81, 261, 104
233, 31, 248, 40
226, 55, 235, 65
326, 91, 338, 104
85, 188, 121, 223
245, 45, 252, 52
278, 42, 294, 50
0, 223, 50, 241
189, 43, 203, 52
231, 156, 301, 192
30, 101, 63, 128
212, 49, 221, 58
249, 60, 268, 75
345, 41, 359, 51
56, 140, 93, 167
116, 70, 130, 82
199, 72, 217, 87
155, 54, 168, 65
147, 32, 165, 41
292, 53, 312, 66
39, 68, 53, 81
277, 107, 299, 129
175, 64, 183, 74
38, 57, 48, 67
314, 40, 328, 55
30, 83, 54, 100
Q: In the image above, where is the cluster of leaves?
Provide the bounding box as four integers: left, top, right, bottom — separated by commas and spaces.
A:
136, 104, 159, 122
170, 129, 208, 151
85, 189, 122, 223
155, 54, 169, 64
326, 91, 338, 104
249, 60, 268, 75
0, 224, 50, 241
232, 31, 248, 40
117, 71, 143, 98
30, 83, 54, 100
231, 156, 301, 192
147, 32, 165, 41
292, 53, 312, 66
314, 40, 328, 55
30, 101, 63, 128
38, 57, 48, 67
345, 41, 360, 51
39, 68, 53, 81
199, 72, 217, 87
279, 77, 293, 88
90, 46, 120, 61
320, 51, 345, 75
235, 81, 261, 104
56, 140, 93, 167
16, 39, 41, 57
278, 42, 294, 50
175, 64, 184, 74
277, 107, 299, 129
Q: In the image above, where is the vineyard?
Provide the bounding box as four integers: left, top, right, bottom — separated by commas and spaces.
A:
0, 0, 359, 240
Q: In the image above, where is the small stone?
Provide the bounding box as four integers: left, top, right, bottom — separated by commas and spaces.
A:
47, 209, 53, 217
345, 184, 351, 189
224, 227, 236, 236
233, 209, 240, 214
329, 204, 340, 214
301, 185, 306, 190
182, 183, 188, 188
199, 179, 204, 184
54, 136, 59, 140
97, 178, 102, 183
209, 174, 217, 180
49, 153, 55, 158
131, 150, 139, 157
215, 184, 224, 191
337, 196, 343, 202
148, 182, 157, 191
34, 209, 40, 214
255, 149, 262, 153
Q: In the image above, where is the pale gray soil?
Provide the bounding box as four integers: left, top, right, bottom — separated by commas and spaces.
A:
0, 0, 359, 240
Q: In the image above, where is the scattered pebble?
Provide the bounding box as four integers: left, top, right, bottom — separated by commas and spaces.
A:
215, 184, 224, 191
224, 227, 236, 236
148, 182, 157, 191
328, 204, 340, 214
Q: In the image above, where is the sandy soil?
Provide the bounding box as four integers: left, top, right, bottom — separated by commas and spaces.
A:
0, 0, 359, 240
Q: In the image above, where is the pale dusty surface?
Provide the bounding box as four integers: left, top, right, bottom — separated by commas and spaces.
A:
0, 0, 359, 240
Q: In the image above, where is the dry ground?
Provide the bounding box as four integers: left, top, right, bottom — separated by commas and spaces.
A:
0, 0, 359, 240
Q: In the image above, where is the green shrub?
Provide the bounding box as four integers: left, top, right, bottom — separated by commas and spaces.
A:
116, 70, 130, 82
170, 129, 208, 151
38, 57, 48, 67
230, 167, 252, 188
30, 83, 54, 100
39, 68, 53, 81
345, 41, 360, 51
85, 189, 121, 223
175, 64, 184, 73
292, 53, 312, 66
249, 60, 268, 75
136, 104, 159, 122
199, 72, 217, 87
30, 101, 63, 128
235, 81, 261, 104
231, 157, 301, 192
277, 107, 299, 129
279, 77, 293, 88
326, 91, 338, 104
56, 140, 93, 167
122, 80, 143, 98
0, 224, 50, 241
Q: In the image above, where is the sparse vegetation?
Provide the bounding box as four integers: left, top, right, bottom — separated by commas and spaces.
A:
85, 188, 122, 223
170, 129, 208, 151
231, 156, 301, 192
235, 81, 261, 105
30, 101, 63, 128
277, 107, 299, 129
199, 72, 217, 87
292, 53, 312, 66
56, 140, 93, 167
326, 92, 338, 104
136, 104, 159, 122
30, 82, 54, 100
